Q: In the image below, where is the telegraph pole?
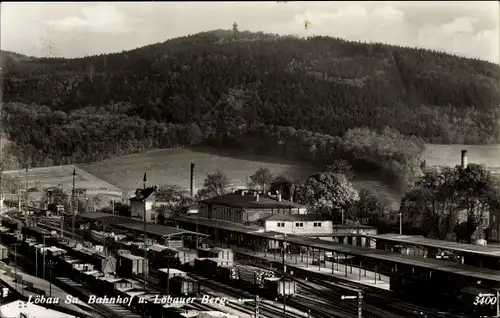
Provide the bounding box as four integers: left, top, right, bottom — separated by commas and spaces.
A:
0, 132, 3, 214
25, 167, 28, 206
341, 289, 363, 318
399, 212, 402, 235
254, 295, 260, 318
143, 172, 148, 292
72, 169, 76, 239
282, 241, 288, 318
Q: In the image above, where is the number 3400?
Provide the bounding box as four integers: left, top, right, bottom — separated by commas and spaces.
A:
473, 294, 498, 306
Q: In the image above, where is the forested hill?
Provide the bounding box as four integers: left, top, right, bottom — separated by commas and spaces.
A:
1, 30, 500, 191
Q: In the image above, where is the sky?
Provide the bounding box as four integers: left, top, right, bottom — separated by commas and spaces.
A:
1, 1, 499, 64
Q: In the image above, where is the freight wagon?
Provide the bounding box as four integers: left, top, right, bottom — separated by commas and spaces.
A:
96, 276, 134, 296
169, 276, 199, 296
197, 262, 297, 299
117, 252, 149, 277
0, 244, 8, 260
194, 258, 220, 278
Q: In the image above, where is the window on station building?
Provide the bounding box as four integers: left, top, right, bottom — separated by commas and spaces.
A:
313, 222, 322, 227
295, 222, 304, 227
277, 222, 285, 227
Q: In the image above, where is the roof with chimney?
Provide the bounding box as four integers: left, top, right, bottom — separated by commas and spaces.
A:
200, 189, 305, 209
265, 214, 332, 222
129, 186, 157, 202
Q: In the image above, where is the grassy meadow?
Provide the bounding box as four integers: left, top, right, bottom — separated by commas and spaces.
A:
6, 144, 498, 210
3, 165, 123, 196
78, 146, 402, 208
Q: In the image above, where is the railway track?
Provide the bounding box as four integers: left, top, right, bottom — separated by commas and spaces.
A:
187, 272, 307, 318
308, 277, 457, 318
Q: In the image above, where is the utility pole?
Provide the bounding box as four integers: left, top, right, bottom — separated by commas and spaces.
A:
399, 212, 402, 235
143, 172, 148, 292
17, 189, 21, 214
254, 295, 260, 318
42, 235, 48, 280
341, 289, 363, 318
72, 169, 76, 240
25, 167, 28, 209
0, 132, 3, 214
282, 241, 288, 318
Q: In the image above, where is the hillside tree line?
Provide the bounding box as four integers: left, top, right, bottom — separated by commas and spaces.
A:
2, 31, 500, 192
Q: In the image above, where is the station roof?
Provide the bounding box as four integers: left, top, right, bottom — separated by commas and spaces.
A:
79, 212, 207, 238
266, 214, 332, 222
173, 215, 500, 283
200, 190, 305, 209
365, 233, 500, 258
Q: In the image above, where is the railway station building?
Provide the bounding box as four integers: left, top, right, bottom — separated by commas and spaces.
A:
198, 189, 307, 225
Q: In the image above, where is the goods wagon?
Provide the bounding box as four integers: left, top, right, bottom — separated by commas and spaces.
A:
194, 258, 220, 277
117, 253, 148, 277
262, 277, 297, 298
158, 268, 187, 292
0, 244, 9, 261
169, 276, 199, 296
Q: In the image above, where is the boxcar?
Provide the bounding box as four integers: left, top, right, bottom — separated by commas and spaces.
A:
169, 277, 199, 296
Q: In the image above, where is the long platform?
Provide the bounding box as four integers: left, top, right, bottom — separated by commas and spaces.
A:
364, 233, 500, 257
173, 215, 500, 285
79, 212, 208, 239
231, 244, 391, 290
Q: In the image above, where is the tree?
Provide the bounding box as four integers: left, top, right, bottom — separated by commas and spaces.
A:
401, 164, 499, 242
400, 167, 460, 240
155, 185, 194, 224
41, 187, 70, 212
197, 171, 231, 199
454, 164, 500, 242
249, 167, 274, 191
326, 159, 355, 180
2, 174, 22, 194
295, 172, 359, 220
270, 174, 295, 200
355, 188, 392, 223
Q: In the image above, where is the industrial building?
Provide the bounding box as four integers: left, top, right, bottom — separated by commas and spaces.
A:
198, 189, 307, 225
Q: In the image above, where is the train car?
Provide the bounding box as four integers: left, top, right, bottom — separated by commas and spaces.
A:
194, 258, 220, 278
0, 244, 8, 260
117, 253, 148, 277
96, 276, 134, 296
262, 277, 297, 299
169, 276, 199, 296
217, 265, 238, 284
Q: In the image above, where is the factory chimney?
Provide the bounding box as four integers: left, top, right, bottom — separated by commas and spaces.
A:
461, 150, 468, 168
190, 163, 195, 197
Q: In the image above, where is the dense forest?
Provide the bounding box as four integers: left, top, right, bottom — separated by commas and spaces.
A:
1, 30, 500, 192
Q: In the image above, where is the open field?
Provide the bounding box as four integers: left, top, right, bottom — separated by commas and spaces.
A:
423, 144, 500, 175
2, 165, 123, 196
7, 144, 497, 210
79, 146, 402, 208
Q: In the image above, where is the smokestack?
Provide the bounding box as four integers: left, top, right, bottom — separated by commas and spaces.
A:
190, 163, 195, 197
256, 193, 259, 202
461, 150, 468, 168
